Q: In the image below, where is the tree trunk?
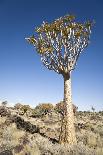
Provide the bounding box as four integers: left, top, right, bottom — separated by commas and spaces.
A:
59, 73, 77, 145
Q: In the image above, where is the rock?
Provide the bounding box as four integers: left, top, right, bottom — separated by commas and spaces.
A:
10, 115, 39, 134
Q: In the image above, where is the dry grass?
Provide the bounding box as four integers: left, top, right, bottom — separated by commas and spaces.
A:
0, 107, 103, 155
0, 123, 26, 152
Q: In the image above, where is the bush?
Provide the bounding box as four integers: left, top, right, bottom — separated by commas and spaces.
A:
20, 105, 30, 115
14, 103, 23, 110
1, 101, 8, 107
32, 103, 54, 118
13, 142, 40, 155
0, 150, 13, 155
13, 144, 24, 154
54, 101, 64, 115
54, 101, 78, 115
0, 127, 14, 152
0, 107, 11, 117
33, 134, 95, 155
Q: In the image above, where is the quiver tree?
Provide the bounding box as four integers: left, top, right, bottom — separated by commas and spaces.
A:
26, 14, 92, 145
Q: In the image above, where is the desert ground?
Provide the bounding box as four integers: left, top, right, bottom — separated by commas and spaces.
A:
0, 103, 103, 155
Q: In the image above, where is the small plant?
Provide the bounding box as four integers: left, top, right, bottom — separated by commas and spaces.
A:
13, 144, 24, 154
19, 133, 29, 145
91, 106, 95, 113
54, 101, 64, 115
0, 106, 11, 117
54, 101, 78, 115
20, 105, 30, 115
1, 101, 8, 107
32, 103, 54, 117
14, 103, 23, 110
0, 127, 14, 152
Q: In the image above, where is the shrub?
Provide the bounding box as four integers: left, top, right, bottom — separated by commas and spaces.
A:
20, 105, 30, 115
13, 144, 24, 154
91, 106, 95, 113
19, 133, 29, 145
0, 150, 13, 155
54, 101, 64, 115
1, 101, 8, 107
0, 127, 14, 152
13, 134, 40, 155
54, 101, 78, 115
13, 143, 40, 155
32, 103, 54, 117
14, 103, 23, 110
87, 133, 97, 147
98, 111, 103, 116
0, 107, 11, 117
33, 133, 95, 155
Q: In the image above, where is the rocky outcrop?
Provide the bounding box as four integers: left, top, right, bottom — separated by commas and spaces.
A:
8, 115, 39, 134
5, 114, 59, 144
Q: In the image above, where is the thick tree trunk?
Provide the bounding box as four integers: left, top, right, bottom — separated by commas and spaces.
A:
59, 73, 77, 145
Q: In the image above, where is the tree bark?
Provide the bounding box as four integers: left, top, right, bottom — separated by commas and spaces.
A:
59, 72, 77, 145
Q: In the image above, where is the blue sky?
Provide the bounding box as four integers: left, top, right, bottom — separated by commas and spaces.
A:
0, 0, 103, 111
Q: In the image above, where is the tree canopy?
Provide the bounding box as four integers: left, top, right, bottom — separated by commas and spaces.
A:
26, 15, 92, 74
